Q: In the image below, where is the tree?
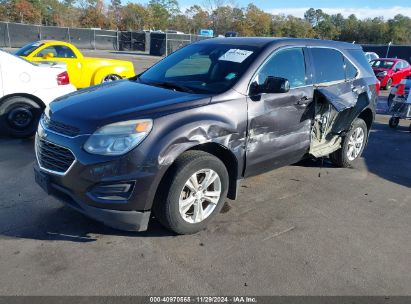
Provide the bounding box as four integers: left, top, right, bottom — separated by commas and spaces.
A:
304, 8, 325, 27
240, 4, 271, 36
10, 0, 41, 24
185, 5, 210, 34
108, 0, 122, 29
388, 14, 411, 44
78, 0, 108, 28
119, 3, 149, 31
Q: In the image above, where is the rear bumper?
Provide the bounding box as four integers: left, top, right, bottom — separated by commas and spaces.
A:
34, 164, 151, 232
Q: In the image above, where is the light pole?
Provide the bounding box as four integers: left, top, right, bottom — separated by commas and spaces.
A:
386, 41, 392, 58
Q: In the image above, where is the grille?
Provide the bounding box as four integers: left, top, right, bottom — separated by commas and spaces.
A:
36, 137, 75, 174
42, 115, 80, 137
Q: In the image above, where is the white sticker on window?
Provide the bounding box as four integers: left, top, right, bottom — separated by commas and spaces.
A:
219, 49, 253, 63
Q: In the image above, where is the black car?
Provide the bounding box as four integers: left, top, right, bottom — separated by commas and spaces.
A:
34, 38, 378, 234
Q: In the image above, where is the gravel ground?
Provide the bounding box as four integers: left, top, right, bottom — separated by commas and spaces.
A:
0, 51, 410, 296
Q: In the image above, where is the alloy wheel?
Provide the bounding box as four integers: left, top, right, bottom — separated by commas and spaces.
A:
346, 127, 365, 161
179, 169, 222, 224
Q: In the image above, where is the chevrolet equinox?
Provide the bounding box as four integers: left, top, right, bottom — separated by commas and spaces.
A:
34, 38, 378, 234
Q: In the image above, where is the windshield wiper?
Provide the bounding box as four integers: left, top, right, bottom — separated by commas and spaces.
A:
150, 81, 194, 93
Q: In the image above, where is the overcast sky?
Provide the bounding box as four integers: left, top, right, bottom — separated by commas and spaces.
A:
148, 0, 411, 19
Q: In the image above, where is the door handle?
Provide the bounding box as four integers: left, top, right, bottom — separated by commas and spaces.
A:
296, 95, 310, 106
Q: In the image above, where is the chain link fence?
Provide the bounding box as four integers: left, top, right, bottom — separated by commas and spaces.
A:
0, 21, 210, 56
362, 44, 411, 62
0, 21, 118, 50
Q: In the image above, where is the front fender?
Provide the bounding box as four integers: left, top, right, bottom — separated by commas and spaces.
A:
136, 97, 248, 210
91, 66, 128, 86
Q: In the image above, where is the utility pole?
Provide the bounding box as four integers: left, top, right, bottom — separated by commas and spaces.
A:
386, 41, 392, 58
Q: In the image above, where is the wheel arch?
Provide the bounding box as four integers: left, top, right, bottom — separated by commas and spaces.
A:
187, 142, 239, 200
91, 66, 123, 85
357, 107, 374, 132
0, 93, 45, 114
154, 142, 240, 204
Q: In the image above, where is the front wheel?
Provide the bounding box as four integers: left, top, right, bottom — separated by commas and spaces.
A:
330, 118, 368, 168
153, 151, 229, 235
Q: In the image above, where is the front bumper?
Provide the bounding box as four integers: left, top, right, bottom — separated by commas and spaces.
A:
33, 121, 166, 231
34, 164, 151, 231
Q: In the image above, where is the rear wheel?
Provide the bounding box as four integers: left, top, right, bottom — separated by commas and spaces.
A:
330, 118, 368, 168
101, 74, 121, 83
153, 151, 229, 235
0, 96, 42, 138
389, 117, 399, 128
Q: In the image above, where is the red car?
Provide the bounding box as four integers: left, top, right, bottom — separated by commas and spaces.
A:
371, 58, 411, 90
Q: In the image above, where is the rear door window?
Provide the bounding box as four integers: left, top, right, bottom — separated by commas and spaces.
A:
310, 48, 345, 84
344, 57, 358, 80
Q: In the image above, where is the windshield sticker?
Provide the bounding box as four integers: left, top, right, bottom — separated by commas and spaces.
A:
219, 49, 253, 63
225, 73, 237, 80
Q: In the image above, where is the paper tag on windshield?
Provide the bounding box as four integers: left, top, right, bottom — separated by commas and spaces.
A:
219, 49, 253, 63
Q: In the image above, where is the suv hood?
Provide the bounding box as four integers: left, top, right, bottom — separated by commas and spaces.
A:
48, 80, 211, 134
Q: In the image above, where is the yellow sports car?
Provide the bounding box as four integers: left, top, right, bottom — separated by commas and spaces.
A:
15, 40, 135, 89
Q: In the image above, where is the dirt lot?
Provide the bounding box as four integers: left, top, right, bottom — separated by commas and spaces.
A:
0, 51, 410, 296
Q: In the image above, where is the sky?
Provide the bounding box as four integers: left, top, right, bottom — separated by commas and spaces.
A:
139, 0, 411, 19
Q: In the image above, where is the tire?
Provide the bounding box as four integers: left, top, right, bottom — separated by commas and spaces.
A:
388, 117, 399, 128
330, 118, 368, 168
385, 78, 393, 90
408, 124, 411, 133
101, 74, 121, 83
0, 96, 42, 138
153, 150, 229, 235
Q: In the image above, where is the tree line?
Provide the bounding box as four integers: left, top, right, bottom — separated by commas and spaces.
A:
0, 0, 411, 44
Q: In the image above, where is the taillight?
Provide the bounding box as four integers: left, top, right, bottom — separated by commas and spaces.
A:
57, 71, 70, 85
396, 83, 405, 96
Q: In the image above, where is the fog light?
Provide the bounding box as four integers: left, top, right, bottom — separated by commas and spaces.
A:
89, 181, 135, 202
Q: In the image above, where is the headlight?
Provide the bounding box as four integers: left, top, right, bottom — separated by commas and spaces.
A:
376, 71, 388, 77
84, 119, 153, 156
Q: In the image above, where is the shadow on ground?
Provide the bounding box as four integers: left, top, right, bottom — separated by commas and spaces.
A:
0, 117, 409, 243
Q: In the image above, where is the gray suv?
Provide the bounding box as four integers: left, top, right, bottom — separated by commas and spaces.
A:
34, 38, 378, 234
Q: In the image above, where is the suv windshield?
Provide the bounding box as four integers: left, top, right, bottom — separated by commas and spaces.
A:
15, 42, 43, 57
371, 60, 395, 69
138, 43, 262, 94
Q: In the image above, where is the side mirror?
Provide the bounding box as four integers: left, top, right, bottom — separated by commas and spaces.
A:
261, 76, 290, 94
42, 52, 54, 59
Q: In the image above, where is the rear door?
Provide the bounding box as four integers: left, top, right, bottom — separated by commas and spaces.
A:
245, 46, 314, 177
308, 47, 361, 132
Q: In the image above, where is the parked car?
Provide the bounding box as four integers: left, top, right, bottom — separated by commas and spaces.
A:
370, 58, 411, 90
0, 50, 75, 137
388, 76, 411, 107
365, 51, 379, 62
34, 38, 378, 234
15, 41, 135, 89
225, 31, 240, 37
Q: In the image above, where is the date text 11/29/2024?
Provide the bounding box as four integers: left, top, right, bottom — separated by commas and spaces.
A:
149, 297, 257, 303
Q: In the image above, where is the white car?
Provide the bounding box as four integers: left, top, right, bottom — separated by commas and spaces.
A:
365, 51, 379, 62
0, 50, 76, 137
